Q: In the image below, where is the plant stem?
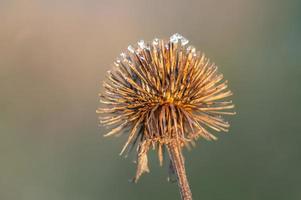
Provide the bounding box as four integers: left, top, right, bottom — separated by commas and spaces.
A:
167, 142, 192, 200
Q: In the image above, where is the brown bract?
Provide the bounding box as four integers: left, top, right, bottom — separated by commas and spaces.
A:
97, 33, 235, 182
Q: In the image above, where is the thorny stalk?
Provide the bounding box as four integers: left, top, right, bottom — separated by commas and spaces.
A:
168, 142, 192, 200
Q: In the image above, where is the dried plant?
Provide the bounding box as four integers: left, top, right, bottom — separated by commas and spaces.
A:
97, 33, 235, 200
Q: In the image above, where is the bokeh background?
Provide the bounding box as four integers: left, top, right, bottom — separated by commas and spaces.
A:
1, 0, 301, 199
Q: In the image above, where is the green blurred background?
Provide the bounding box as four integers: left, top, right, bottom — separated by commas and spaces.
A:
1, 0, 301, 199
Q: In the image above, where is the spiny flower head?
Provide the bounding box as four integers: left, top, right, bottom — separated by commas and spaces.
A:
97, 33, 235, 181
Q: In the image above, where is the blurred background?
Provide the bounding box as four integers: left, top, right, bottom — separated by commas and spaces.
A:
1, 0, 301, 199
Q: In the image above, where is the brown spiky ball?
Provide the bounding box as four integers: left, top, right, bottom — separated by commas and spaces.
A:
97, 33, 235, 200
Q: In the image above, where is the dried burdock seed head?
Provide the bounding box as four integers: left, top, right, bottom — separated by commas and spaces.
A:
97, 33, 235, 200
